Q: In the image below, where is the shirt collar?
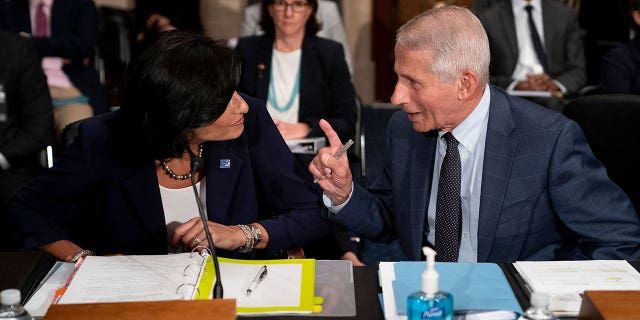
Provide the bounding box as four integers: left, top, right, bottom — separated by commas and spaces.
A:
513, 0, 542, 11
30, 0, 53, 9
440, 84, 491, 154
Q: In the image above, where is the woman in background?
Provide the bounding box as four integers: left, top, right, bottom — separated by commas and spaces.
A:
8, 31, 330, 262
235, 0, 356, 151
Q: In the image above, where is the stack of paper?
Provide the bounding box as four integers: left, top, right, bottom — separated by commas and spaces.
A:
513, 260, 640, 317
380, 262, 522, 320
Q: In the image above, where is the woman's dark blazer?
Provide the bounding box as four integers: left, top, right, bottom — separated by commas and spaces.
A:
235, 35, 357, 143
600, 36, 640, 95
8, 94, 330, 258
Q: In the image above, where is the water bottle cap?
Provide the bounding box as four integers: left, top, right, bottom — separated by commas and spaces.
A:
530, 291, 550, 308
0, 289, 21, 306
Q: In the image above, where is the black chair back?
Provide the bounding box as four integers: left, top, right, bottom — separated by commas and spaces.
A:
563, 94, 640, 215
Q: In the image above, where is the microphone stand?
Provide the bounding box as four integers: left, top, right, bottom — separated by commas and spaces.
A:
189, 150, 224, 299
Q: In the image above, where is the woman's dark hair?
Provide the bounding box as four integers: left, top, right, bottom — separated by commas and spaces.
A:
115, 31, 241, 163
259, 0, 320, 39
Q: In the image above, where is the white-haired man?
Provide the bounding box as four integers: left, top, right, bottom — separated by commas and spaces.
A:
309, 6, 640, 262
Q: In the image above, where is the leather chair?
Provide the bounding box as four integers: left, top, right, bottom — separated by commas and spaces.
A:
563, 94, 640, 216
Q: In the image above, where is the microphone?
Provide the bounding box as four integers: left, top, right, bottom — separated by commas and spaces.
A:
189, 148, 224, 299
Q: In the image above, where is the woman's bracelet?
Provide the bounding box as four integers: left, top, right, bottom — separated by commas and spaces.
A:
69, 249, 95, 263
237, 224, 254, 253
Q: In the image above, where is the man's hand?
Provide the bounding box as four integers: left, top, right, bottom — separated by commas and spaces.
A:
514, 73, 562, 97
308, 119, 353, 206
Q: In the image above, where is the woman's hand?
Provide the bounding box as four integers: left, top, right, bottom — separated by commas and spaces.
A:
274, 118, 310, 140
171, 217, 246, 251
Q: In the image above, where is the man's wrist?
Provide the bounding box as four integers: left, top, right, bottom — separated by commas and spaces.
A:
323, 182, 354, 215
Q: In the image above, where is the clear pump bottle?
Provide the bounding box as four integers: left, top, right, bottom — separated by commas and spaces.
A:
0, 289, 33, 320
517, 292, 557, 320
406, 247, 454, 320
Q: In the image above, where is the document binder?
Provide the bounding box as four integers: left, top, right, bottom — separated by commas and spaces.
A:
50, 252, 320, 315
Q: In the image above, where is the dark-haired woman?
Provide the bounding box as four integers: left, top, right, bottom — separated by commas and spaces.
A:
8, 31, 330, 262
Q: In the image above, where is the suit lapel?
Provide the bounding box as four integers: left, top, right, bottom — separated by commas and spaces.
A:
118, 163, 167, 243
500, 1, 519, 62
407, 131, 437, 260
255, 36, 273, 101
477, 86, 518, 262
203, 141, 244, 224
541, 0, 555, 68
50, 0, 64, 35
299, 37, 316, 117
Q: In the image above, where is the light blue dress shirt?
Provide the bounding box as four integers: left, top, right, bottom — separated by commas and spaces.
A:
426, 85, 491, 262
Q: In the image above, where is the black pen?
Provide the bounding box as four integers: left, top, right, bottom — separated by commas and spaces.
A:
246, 265, 268, 296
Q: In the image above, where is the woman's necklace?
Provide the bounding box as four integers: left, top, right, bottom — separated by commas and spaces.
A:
267, 49, 301, 112
160, 144, 204, 180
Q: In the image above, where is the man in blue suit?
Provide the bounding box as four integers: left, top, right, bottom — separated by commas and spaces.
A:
309, 6, 640, 262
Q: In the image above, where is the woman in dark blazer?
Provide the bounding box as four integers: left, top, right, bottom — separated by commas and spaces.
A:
235, 0, 356, 146
8, 31, 330, 262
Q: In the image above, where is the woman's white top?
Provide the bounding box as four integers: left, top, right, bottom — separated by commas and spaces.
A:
160, 178, 207, 252
267, 48, 301, 123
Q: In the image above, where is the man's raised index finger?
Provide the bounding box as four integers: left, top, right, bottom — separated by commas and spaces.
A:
319, 119, 343, 149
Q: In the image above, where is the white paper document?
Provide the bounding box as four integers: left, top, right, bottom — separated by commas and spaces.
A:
218, 262, 301, 308
513, 260, 640, 316
58, 254, 204, 304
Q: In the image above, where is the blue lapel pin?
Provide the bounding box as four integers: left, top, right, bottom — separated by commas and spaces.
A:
219, 159, 231, 169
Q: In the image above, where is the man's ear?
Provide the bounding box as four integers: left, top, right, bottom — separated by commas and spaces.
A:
457, 69, 480, 100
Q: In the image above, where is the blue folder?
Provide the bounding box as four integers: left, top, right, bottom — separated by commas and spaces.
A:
392, 262, 522, 315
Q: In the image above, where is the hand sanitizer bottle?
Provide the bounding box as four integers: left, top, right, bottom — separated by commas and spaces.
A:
407, 247, 454, 320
